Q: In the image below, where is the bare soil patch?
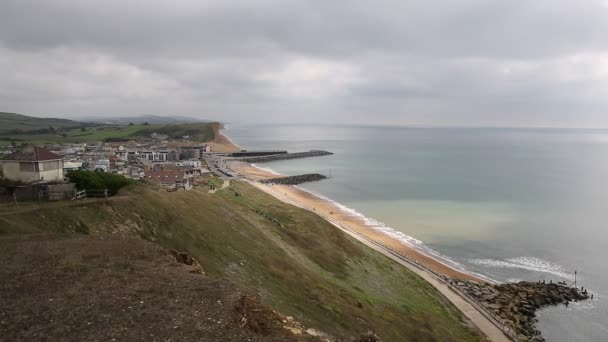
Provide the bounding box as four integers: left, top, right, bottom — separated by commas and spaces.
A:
0, 234, 320, 342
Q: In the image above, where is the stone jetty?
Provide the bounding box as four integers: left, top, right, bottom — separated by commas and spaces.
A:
235, 150, 333, 163
452, 280, 589, 341
260, 173, 327, 185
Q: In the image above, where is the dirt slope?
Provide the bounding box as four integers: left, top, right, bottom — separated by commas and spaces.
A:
0, 234, 322, 342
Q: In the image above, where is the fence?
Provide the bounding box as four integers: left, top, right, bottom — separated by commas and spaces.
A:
0, 183, 76, 203
80, 189, 109, 199
0, 186, 110, 203
324, 216, 521, 341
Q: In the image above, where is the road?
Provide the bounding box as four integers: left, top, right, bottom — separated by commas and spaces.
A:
203, 154, 235, 180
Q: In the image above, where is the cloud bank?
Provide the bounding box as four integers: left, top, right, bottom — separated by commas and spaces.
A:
1, 0, 608, 127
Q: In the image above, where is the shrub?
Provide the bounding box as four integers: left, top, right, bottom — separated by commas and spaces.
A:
66, 170, 136, 195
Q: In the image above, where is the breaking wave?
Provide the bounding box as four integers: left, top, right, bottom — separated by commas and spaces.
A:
250, 163, 493, 281
251, 163, 282, 176
291, 185, 479, 275
469, 256, 575, 280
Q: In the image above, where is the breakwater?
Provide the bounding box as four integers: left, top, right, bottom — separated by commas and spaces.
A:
260, 173, 327, 185
229, 150, 288, 157
235, 150, 333, 163
453, 280, 589, 341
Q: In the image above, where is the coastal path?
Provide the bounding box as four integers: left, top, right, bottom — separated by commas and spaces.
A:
246, 180, 512, 342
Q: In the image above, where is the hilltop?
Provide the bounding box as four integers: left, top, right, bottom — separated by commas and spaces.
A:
0, 112, 88, 134
0, 112, 219, 144
0, 234, 322, 342
0, 180, 483, 342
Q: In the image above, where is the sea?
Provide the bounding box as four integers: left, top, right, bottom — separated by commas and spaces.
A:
224, 124, 608, 342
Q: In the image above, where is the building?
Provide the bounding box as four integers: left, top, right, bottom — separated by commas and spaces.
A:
0, 146, 64, 183
144, 170, 192, 189
93, 159, 110, 172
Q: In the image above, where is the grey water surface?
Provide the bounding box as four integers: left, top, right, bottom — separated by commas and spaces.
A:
226, 124, 608, 341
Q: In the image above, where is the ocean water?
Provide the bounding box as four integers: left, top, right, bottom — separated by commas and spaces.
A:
225, 124, 608, 341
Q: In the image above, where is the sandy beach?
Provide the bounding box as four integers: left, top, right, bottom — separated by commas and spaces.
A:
207, 136, 512, 341
229, 161, 483, 282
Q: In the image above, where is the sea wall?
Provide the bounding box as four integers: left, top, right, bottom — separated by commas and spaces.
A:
260, 173, 327, 185
235, 150, 333, 163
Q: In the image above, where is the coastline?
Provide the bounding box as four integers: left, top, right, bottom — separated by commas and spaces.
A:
228, 160, 514, 341
211, 132, 517, 341
229, 161, 485, 282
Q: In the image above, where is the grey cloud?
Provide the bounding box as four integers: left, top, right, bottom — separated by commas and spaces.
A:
1, 0, 608, 127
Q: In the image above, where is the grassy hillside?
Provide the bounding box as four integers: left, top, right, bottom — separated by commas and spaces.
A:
0, 112, 218, 144
0, 181, 482, 342
0, 112, 87, 133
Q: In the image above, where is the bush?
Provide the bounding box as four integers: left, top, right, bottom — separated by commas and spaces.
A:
0, 177, 24, 191
66, 170, 136, 195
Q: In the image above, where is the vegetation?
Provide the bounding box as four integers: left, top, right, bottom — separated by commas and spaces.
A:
130, 122, 216, 141
65, 170, 137, 195
0, 112, 89, 133
0, 181, 481, 342
0, 177, 24, 191
0, 112, 218, 144
206, 175, 224, 189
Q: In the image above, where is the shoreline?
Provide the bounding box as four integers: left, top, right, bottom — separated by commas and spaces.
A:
228, 160, 512, 341
229, 160, 486, 282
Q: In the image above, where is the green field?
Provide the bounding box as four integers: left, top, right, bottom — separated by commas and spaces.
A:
0, 112, 217, 144
1, 122, 217, 144
0, 181, 482, 342
0, 112, 86, 132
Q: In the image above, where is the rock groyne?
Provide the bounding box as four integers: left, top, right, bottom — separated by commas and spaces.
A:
236, 150, 333, 163
452, 280, 589, 341
260, 173, 327, 185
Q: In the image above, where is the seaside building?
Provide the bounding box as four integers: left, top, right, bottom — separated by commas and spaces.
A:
144, 170, 192, 189
0, 146, 64, 183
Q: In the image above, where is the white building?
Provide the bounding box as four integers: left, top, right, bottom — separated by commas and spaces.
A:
93, 159, 110, 172
0, 146, 64, 183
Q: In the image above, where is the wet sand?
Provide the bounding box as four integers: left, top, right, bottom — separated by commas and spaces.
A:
229, 161, 484, 282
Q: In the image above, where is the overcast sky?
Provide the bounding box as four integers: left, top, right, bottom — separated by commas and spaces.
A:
1, 0, 608, 127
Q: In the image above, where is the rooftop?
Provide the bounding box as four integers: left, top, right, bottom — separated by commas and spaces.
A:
3, 145, 62, 161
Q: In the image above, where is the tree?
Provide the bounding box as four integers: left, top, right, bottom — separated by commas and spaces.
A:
143, 122, 150, 126
80, 126, 87, 132
48, 126, 57, 134
66, 170, 136, 195
128, 122, 135, 126
61, 133, 67, 138
10, 141, 16, 148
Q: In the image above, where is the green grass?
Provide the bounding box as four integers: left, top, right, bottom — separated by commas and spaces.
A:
206, 176, 224, 189
0, 112, 85, 132
1, 122, 218, 144
0, 182, 482, 342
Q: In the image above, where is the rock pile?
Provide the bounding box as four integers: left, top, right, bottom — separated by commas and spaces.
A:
260, 173, 327, 185
452, 280, 589, 341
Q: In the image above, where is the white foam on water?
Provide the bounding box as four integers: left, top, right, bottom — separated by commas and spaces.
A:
248, 163, 494, 281
291, 185, 486, 277
251, 163, 283, 176
469, 256, 575, 280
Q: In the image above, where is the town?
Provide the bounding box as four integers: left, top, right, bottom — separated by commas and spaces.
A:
0, 134, 217, 201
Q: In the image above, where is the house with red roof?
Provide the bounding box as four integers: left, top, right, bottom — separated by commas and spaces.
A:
144, 170, 192, 189
0, 145, 64, 183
